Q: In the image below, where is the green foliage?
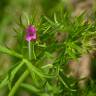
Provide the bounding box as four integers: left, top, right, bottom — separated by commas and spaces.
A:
0, 3, 96, 96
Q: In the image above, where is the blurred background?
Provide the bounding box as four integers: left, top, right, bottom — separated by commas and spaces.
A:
0, 0, 96, 96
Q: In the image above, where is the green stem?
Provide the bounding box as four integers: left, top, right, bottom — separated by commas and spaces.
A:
23, 59, 53, 78
8, 70, 29, 96
28, 41, 31, 60
23, 59, 43, 78
32, 44, 36, 60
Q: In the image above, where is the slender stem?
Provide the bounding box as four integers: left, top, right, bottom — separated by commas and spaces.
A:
23, 59, 53, 78
28, 41, 31, 60
23, 59, 43, 78
32, 44, 36, 60
8, 70, 29, 96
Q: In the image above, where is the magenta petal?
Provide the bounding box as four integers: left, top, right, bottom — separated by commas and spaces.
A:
26, 25, 36, 33
31, 33, 36, 39
26, 35, 32, 42
25, 25, 37, 42
26, 33, 36, 41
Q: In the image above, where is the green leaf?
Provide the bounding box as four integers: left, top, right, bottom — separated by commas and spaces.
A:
8, 70, 29, 96
8, 60, 25, 90
0, 45, 23, 58
0, 76, 8, 89
0, 60, 24, 89
21, 83, 41, 93
23, 59, 54, 78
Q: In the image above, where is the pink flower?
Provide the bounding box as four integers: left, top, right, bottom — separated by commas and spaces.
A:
26, 25, 36, 42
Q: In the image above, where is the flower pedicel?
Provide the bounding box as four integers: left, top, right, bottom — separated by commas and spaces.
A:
25, 25, 37, 60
